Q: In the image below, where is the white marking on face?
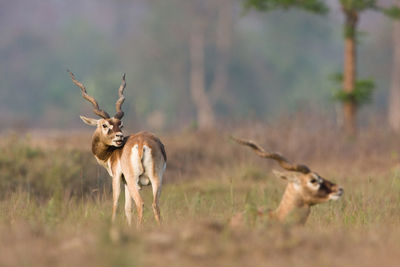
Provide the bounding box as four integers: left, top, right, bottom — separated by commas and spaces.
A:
100, 121, 111, 135
308, 173, 322, 190
112, 133, 124, 147
329, 187, 343, 201
329, 194, 341, 201
312, 173, 323, 183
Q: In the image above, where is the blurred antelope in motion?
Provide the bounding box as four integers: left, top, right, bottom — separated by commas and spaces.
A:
69, 71, 166, 227
230, 136, 343, 226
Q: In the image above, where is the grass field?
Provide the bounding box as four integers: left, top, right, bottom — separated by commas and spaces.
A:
1, 120, 400, 266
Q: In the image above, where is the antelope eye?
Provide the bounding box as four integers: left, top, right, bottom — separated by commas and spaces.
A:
310, 178, 318, 184
102, 124, 107, 128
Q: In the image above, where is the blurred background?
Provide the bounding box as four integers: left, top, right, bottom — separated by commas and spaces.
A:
0, 0, 397, 132
3, 2, 400, 266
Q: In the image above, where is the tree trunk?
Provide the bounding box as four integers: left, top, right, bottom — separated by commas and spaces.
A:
209, 0, 233, 104
389, 20, 400, 132
189, 3, 216, 130
342, 12, 358, 136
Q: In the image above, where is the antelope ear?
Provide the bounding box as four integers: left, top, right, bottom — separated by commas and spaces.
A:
272, 170, 300, 185
80, 116, 98, 126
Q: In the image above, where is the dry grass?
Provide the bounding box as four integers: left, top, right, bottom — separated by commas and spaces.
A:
1, 119, 400, 266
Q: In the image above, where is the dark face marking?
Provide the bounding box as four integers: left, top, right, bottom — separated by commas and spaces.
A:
299, 173, 343, 205
106, 118, 123, 134
98, 118, 124, 147
316, 179, 336, 198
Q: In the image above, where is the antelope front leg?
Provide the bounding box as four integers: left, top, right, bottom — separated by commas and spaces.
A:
112, 176, 121, 223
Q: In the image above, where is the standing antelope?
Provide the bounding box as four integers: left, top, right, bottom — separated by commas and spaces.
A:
230, 136, 343, 226
69, 71, 166, 227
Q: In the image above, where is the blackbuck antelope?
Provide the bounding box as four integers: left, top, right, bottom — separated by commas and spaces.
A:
69, 71, 166, 227
231, 136, 343, 226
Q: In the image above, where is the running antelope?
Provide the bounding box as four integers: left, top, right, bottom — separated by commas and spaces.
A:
230, 136, 343, 226
69, 71, 166, 227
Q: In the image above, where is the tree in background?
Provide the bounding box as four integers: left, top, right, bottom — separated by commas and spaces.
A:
190, 1, 216, 129
189, 0, 233, 130
242, 0, 329, 118
244, 0, 328, 12
246, 0, 399, 136
389, 2, 400, 132
333, 0, 400, 136
2, 0, 397, 130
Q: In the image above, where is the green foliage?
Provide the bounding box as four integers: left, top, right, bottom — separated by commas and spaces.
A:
330, 73, 375, 105
339, 0, 377, 12
382, 5, 400, 19
344, 23, 356, 39
339, 0, 400, 18
244, 0, 329, 14
340, 1, 400, 39
244, 191, 260, 226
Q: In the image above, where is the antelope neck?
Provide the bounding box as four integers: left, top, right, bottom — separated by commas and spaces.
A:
91, 134, 120, 161
272, 183, 310, 223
